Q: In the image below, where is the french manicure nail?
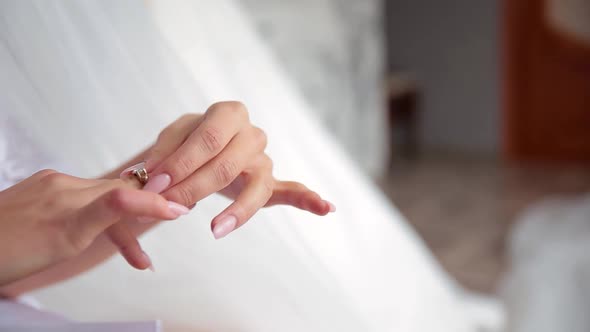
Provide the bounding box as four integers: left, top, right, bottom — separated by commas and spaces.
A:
168, 201, 190, 216
212, 215, 237, 239
143, 173, 171, 194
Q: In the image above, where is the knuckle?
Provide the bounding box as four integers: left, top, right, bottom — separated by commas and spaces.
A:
178, 113, 197, 123
290, 182, 308, 192
171, 185, 195, 206
158, 114, 196, 140
198, 126, 224, 153
157, 126, 174, 141
41, 172, 69, 188
174, 155, 199, 178
214, 159, 239, 186
33, 169, 58, 179
252, 127, 268, 150
227, 101, 248, 116
210, 101, 249, 120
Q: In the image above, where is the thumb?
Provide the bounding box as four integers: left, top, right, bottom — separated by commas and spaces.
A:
67, 188, 178, 252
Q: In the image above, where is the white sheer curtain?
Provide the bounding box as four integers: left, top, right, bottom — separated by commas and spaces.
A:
0, 1, 498, 331
239, 0, 388, 176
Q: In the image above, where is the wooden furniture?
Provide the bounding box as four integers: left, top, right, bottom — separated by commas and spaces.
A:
503, 0, 590, 163
386, 74, 420, 167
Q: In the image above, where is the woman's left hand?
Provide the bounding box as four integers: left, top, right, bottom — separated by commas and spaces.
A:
141, 101, 333, 239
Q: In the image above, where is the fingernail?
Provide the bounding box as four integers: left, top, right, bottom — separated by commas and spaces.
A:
212, 215, 237, 239
143, 173, 171, 193
142, 251, 155, 272
136, 201, 188, 223
168, 201, 190, 216
326, 201, 336, 213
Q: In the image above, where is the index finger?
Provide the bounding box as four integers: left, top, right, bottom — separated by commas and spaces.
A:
149, 101, 248, 191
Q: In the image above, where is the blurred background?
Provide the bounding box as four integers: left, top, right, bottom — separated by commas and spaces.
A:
241, 0, 590, 295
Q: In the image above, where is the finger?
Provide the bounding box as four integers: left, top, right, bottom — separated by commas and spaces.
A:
144, 114, 202, 171
163, 128, 265, 206
69, 177, 142, 205
66, 188, 181, 256
210, 172, 274, 239
266, 181, 335, 216
106, 223, 152, 270
150, 101, 249, 190
91, 179, 185, 271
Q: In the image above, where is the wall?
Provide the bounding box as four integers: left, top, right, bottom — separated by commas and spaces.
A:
386, 0, 499, 155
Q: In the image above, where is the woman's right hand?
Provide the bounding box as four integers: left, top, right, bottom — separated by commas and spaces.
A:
0, 169, 184, 287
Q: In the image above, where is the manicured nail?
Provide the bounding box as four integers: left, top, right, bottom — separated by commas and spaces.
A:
136, 202, 188, 223
143, 173, 171, 194
168, 201, 190, 216
141, 251, 155, 272
326, 201, 336, 213
212, 215, 237, 239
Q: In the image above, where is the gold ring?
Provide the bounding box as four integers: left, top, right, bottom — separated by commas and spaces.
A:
132, 167, 149, 185
120, 162, 149, 185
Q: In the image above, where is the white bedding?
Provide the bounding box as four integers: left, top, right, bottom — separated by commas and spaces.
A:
0, 1, 499, 331
501, 194, 590, 332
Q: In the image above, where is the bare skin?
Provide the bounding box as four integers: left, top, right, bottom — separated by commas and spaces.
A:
0, 101, 333, 297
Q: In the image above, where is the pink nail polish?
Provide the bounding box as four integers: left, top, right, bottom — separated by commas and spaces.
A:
212, 215, 237, 239
143, 173, 171, 193
326, 201, 336, 213
168, 201, 190, 216
136, 202, 188, 223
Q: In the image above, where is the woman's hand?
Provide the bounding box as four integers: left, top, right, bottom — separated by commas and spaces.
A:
0, 170, 186, 286
143, 101, 334, 239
